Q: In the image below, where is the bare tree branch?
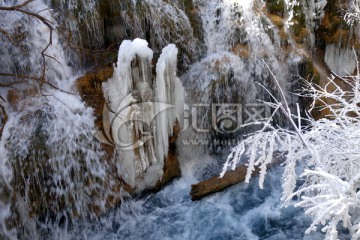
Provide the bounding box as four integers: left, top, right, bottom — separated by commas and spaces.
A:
0, 103, 7, 139
0, 27, 18, 47
0, 73, 75, 95
57, 25, 119, 63
0, 0, 64, 97
0, 0, 54, 31
0, 0, 117, 103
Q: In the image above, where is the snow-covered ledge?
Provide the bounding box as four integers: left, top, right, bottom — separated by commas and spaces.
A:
102, 39, 184, 191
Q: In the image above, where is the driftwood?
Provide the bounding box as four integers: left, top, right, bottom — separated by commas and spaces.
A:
190, 152, 285, 201
190, 165, 260, 201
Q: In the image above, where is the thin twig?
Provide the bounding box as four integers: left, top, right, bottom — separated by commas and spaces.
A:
0, 28, 18, 47
0, 103, 8, 139
0, 73, 75, 95
261, 60, 326, 171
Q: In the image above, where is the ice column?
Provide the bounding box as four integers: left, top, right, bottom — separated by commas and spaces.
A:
103, 39, 184, 190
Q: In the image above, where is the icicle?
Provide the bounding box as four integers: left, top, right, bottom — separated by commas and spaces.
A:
324, 44, 357, 76
103, 40, 184, 191
155, 44, 184, 163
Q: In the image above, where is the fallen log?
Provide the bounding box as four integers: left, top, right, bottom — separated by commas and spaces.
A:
190, 151, 285, 201
190, 165, 260, 201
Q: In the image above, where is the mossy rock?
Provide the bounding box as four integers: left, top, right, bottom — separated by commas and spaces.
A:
99, 0, 203, 73
232, 44, 250, 58
289, 4, 308, 44
268, 13, 284, 29
76, 65, 114, 158
315, 1, 360, 49
6, 108, 80, 219
299, 57, 321, 85
318, 11, 360, 49
4, 100, 133, 230
181, 0, 204, 44
265, 0, 285, 17
293, 27, 310, 44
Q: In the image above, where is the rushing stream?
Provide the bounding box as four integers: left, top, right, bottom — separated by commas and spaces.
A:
65, 162, 326, 240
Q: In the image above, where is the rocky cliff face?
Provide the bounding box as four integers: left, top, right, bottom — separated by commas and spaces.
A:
45, 0, 359, 78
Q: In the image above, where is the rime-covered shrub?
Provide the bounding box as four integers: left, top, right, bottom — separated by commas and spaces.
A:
222, 60, 360, 239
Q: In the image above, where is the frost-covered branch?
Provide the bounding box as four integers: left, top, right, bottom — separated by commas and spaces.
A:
345, 0, 360, 25
221, 58, 360, 239
0, 0, 55, 94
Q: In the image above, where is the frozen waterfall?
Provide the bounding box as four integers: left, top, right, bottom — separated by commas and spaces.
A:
102, 39, 184, 191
